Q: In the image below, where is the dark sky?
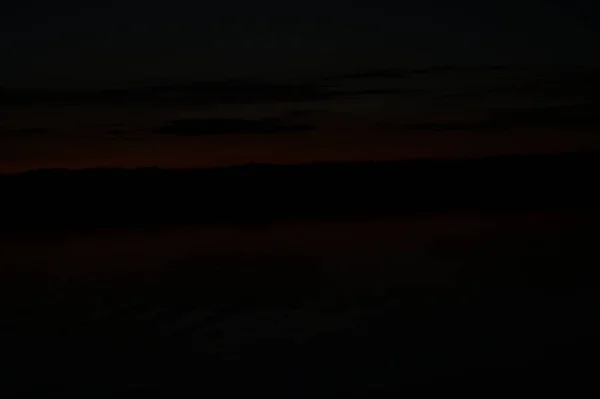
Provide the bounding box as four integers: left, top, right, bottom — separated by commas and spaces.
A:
2, 0, 598, 87
1, 0, 599, 172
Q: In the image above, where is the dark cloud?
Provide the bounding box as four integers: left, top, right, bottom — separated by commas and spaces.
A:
18, 127, 50, 134
442, 67, 600, 101
395, 102, 600, 132
393, 122, 491, 132
321, 65, 518, 82
320, 68, 409, 82
105, 136, 145, 141
0, 65, 532, 107
103, 127, 146, 140
320, 65, 600, 107
107, 129, 125, 136
281, 109, 328, 117
0, 127, 51, 137
411, 65, 518, 75
0, 80, 331, 106
0, 78, 424, 107
489, 103, 600, 129
3, 66, 598, 111
153, 118, 315, 136
333, 88, 429, 97
17, 127, 51, 134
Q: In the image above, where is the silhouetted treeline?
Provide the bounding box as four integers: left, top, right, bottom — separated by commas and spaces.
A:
1, 151, 598, 231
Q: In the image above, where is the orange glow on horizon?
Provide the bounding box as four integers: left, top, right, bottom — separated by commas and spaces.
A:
2, 129, 600, 174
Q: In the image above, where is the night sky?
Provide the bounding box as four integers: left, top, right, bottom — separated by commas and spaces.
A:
1, 0, 599, 172
3, 4, 600, 393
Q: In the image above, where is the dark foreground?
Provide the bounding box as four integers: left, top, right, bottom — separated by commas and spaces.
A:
1, 152, 600, 396
2, 209, 599, 396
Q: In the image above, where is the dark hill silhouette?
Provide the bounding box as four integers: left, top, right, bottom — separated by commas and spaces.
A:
1, 150, 599, 231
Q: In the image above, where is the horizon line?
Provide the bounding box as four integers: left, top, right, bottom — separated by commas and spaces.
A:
2, 149, 599, 177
